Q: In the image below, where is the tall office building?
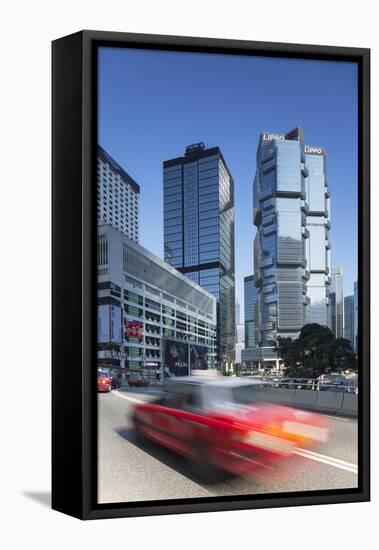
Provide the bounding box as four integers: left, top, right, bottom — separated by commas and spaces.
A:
344, 295, 354, 346
235, 324, 245, 365
244, 275, 257, 349
251, 128, 330, 368
235, 300, 241, 326
97, 145, 140, 241
330, 267, 344, 338
241, 275, 259, 370
304, 145, 331, 326
234, 301, 244, 365
354, 280, 358, 351
163, 143, 235, 369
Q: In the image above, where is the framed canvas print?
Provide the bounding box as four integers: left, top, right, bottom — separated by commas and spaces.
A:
52, 30, 370, 520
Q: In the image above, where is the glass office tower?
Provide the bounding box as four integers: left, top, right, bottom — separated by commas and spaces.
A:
330, 267, 344, 338
244, 275, 257, 348
163, 143, 235, 370
252, 128, 331, 367
344, 294, 355, 346
304, 146, 331, 326
354, 280, 358, 351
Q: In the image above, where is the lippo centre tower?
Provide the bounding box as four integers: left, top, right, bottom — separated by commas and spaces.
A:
251, 128, 331, 370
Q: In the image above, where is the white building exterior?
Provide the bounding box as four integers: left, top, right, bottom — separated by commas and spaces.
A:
97, 146, 140, 241
97, 224, 217, 381
235, 323, 244, 364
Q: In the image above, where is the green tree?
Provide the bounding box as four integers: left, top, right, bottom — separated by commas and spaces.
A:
275, 324, 357, 378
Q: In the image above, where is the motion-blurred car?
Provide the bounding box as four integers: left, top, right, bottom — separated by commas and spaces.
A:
111, 376, 122, 389
132, 377, 329, 482
97, 371, 112, 392
128, 377, 149, 388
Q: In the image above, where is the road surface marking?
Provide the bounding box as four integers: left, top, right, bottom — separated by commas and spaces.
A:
295, 447, 358, 473
323, 415, 352, 422
112, 390, 144, 404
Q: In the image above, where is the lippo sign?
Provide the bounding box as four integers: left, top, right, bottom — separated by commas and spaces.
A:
262, 133, 285, 141
305, 145, 324, 155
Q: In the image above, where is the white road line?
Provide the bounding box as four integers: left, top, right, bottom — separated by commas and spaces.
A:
323, 415, 353, 422
295, 447, 358, 473
296, 448, 358, 468
112, 390, 144, 404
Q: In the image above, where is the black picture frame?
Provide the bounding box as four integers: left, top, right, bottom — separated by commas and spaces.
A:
52, 30, 370, 520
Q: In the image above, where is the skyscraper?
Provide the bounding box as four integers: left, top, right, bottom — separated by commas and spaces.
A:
304, 144, 331, 326
330, 268, 344, 338
235, 300, 244, 365
97, 146, 140, 241
244, 275, 257, 349
354, 280, 358, 351
235, 300, 241, 326
163, 143, 235, 369
251, 128, 331, 368
344, 295, 355, 346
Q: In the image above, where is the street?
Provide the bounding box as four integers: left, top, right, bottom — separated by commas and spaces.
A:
98, 387, 358, 504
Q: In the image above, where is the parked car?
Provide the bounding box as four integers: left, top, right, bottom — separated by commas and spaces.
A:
132, 376, 329, 482
97, 371, 112, 392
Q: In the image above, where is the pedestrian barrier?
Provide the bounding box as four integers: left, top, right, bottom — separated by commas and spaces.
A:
292, 389, 318, 408
340, 392, 358, 415
315, 391, 344, 414
276, 389, 297, 405
257, 387, 358, 418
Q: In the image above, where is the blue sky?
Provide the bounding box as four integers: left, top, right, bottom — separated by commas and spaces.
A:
98, 47, 358, 310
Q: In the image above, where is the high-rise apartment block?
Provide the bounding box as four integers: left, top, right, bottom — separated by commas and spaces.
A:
97, 146, 140, 241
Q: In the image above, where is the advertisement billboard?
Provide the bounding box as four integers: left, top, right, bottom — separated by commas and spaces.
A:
98, 305, 110, 343
97, 304, 122, 343
124, 319, 143, 340
189, 344, 208, 370
110, 304, 122, 343
163, 339, 189, 378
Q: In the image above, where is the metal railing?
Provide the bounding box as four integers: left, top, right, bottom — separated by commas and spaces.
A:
244, 376, 358, 394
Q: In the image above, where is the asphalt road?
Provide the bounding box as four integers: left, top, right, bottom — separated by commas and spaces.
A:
98, 387, 358, 504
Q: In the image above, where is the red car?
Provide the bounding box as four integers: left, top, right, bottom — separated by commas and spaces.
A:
132, 376, 330, 482
97, 371, 112, 392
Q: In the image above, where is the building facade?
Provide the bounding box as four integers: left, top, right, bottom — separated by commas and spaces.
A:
244, 275, 257, 349
330, 267, 344, 338
97, 224, 217, 382
251, 128, 331, 367
97, 146, 140, 241
235, 323, 245, 365
304, 146, 331, 326
344, 294, 355, 346
354, 280, 358, 351
235, 300, 241, 326
163, 143, 235, 370
241, 275, 259, 370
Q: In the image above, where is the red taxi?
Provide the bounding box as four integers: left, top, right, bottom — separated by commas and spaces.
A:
97, 371, 112, 393
132, 376, 329, 481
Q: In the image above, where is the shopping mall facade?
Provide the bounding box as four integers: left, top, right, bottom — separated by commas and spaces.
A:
97, 223, 217, 383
